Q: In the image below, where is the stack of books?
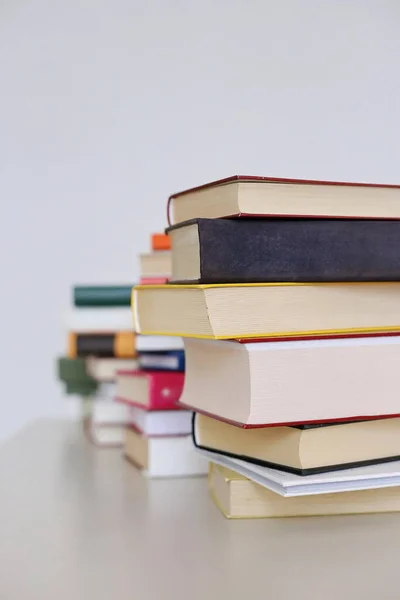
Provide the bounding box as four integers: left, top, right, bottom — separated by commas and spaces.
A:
133, 175, 400, 517
139, 233, 171, 284
117, 236, 206, 478
58, 284, 137, 446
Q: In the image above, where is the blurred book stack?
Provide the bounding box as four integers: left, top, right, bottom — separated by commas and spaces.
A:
139, 233, 171, 284
133, 175, 400, 517
58, 284, 137, 446
121, 233, 207, 477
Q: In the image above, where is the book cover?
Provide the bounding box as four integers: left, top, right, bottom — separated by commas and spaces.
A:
209, 463, 400, 519
192, 414, 400, 476
66, 306, 134, 332
138, 350, 185, 372
139, 277, 169, 285
73, 285, 134, 307
167, 175, 400, 224
151, 233, 171, 251
167, 218, 400, 283
198, 448, 400, 497
116, 370, 185, 411
132, 282, 400, 340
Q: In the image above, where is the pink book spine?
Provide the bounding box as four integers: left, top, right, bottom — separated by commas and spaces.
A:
148, 372, 185, 410
139, 277, 169, 285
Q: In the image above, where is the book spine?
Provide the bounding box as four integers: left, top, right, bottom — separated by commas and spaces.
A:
151, 234, 171, 251
189, 219, 400, 283
74, 286, 134, 307
138, 350, 185, 372
148, 373, 185, 410
67, 332, 136, 358
139, 277, 169, 285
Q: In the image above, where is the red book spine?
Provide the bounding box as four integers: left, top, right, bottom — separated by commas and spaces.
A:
148, 372, 185, 410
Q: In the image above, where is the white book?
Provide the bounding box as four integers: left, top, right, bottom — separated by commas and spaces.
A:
125, 428, 207, 478
182, 336, 400, 426
96, 383, 117, 399
65, 307, 133, 332
136, 335, 183, 352
129, 406, 192, 436
89, 425, 126, 447
92, 398, 130, 425
197, 448, 400, 498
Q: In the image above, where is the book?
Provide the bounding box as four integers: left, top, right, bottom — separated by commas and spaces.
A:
167, 218, 400, 284
57, 357, 98, 395
64, 381, 99, 396
94, 382, 117, 398
57, 356, 94, 383
181, 337, 400, 426
89, 406, 129, 447
86, 388, 131, 447
73, 285, 134, 307
151, 233, 171, 251
139, 251, 172, 278
65, 307, 134, 332
198, 448, 400, 497
136, 335, 183, 352
132, 283, 400, 340
209, 464, 400, 519
138, 350, 185, 372
124, 426, 207, 478
115, 369, 184, 410
68, 332, 136, 358
129, 405, 193, 436
167, 175, 400, 225
193, 413, 400, 475
86, 357, 138, 381
139, 277, 169, 285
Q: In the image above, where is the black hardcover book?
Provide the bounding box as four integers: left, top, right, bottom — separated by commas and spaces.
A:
76, 334, 116, 357
192, 414, 400, 477
69, 332, 136, 358
167, 218, 400, 283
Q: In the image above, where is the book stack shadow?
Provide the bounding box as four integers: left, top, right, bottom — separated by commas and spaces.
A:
57, 284, 137, 446
133, 175, 400, 517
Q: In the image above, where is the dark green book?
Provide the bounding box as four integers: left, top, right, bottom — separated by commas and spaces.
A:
57, 357, 98, 395
73, 285, 134, 307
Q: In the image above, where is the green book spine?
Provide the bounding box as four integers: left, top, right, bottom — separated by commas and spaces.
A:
57, 358, 98, 395
73, 285, 134, 307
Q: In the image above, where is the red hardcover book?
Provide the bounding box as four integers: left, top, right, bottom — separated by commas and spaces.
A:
167, 175, 400, 225
115, 369, 184, 411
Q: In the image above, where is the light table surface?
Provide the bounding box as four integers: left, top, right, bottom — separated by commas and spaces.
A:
0, 421, 399, 599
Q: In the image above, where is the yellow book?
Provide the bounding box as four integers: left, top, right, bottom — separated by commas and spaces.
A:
209, 463, 400, 519
131, 282, 400, 339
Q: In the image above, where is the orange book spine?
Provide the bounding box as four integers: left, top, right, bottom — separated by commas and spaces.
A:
151, 233, 171, 251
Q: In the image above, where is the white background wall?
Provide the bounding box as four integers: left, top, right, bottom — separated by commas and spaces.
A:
0, 0, 399, 441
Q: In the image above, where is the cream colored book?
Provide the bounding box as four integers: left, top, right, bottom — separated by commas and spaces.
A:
194, 413, 400, 475
132, 283, 400, 339
168, 175, 400, 225
209, 463, 400, 519
182, 337, 400, 426
86, 357, 138, 382
139, 251, 172, 278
